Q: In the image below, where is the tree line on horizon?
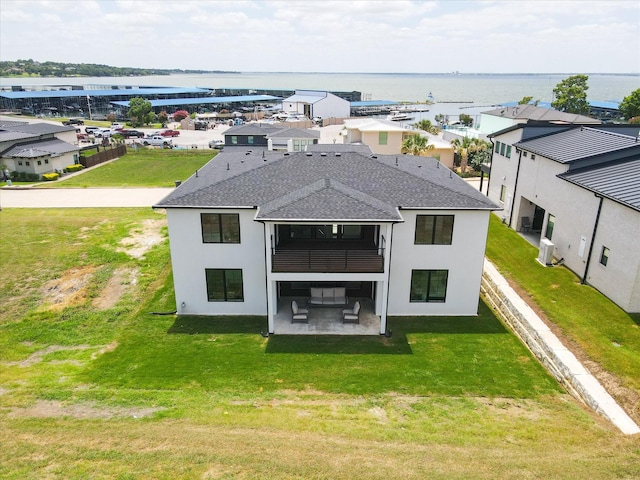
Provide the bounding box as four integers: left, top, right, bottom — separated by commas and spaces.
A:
0, 59, 236, 78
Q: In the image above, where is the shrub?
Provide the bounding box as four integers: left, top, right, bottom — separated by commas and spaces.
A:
10, 171, 40, 182
173, 110, 189, 122
42, 172, 59, 181
64, 164, 84, 173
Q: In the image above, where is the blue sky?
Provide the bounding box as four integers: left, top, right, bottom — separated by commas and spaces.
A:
1, 0, 638, 73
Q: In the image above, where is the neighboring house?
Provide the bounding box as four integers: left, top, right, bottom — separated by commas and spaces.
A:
0, 120, 79, 176
342, 118, 455, 167
223, 124, 320, 152
266, 128, 320, 152
487, 123, 640, 313
154, 149, 498, 335
282, 90, 350, 120
478, 104, 600, 135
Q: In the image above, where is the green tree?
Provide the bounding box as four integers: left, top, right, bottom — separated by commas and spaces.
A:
401, 134, 434, 156
459, 113, 473, 127
157, 110, 169, 125
551, 74, 590, 115
413, 119, 440, 134
128, 97, 154, 127
451, 137, 487, 173
619, 88, 640, 120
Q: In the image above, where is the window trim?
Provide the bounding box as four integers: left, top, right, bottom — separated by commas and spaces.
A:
415, 215, 454, 245
201, 213, 241, 244
545, 214, 555, 241
410, 269, 448, 303
378, 131, 388, 145
500, 185, 507, 203
599, 246, 609, 266
205, 268, 244, 302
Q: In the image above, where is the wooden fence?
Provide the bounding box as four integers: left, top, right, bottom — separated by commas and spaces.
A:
79, 144, 127, 168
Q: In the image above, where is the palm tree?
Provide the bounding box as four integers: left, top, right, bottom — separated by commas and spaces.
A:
450, 137, 486, 173
413, 119, 440, 134
401, 134, 434, 156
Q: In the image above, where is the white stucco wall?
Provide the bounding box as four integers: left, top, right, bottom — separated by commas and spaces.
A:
387, 210, 490, 316
166, 208, 268, 316
486, 129, 524, 217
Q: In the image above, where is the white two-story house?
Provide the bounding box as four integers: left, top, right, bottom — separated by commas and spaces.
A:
155, 148, 498, 334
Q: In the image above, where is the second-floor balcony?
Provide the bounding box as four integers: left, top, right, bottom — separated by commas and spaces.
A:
271, 246, 384, 273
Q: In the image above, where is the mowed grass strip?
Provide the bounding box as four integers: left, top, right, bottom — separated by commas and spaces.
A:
1, 209, 639, 479
485, 215, 640, 395
40, 148, 216, 188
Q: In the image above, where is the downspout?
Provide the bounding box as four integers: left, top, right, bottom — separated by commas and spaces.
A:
581, 195, 604, 285
507, 147, 524, 228
485, 138, 495, 194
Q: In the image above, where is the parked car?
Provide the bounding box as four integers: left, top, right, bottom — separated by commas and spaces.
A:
93, 128, 112, 138
63, 118, 84, 126
160, 129, 180, 137
209, 139, 224, 149
119, 129, 145, 138
85, 126, 100, 134
142, 135, 173, 148
110, 122, 125, 131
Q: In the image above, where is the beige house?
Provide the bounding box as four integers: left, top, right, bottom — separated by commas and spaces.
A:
342, 118, 454, 168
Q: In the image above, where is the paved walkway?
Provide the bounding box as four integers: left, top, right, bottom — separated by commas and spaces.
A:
0, 187, 173, 208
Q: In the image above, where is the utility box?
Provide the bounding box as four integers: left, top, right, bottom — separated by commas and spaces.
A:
538, 238, 554, 266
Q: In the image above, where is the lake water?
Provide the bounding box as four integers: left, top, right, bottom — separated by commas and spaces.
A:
2, 72, 638, 104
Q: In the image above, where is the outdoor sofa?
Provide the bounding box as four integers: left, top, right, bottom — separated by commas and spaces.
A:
309, 287, 348, 306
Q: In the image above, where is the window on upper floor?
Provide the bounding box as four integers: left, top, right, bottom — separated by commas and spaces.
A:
410, 269, 448, 302
247, 136, 254, 145
495, 141, 501, 154
500, 185, 506, 202
231, 136, 238, 145
205, 269, 244, 302
500, 143, 506, 156
379, 131, 388, 145
506, 145, 512, 158
201, 213, 240, 243
600, 246, 610, 267
415, 215, 454, 245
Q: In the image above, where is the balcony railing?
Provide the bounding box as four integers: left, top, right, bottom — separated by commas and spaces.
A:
271, 248, 384, 273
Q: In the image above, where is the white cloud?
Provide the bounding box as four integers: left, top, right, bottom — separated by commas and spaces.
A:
0, 0, 638, 73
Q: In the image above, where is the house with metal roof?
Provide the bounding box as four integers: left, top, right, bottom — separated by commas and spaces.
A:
487, 123, 640, 313
479, 104, 600, 135
0, 120, 79, 178
221, 124, 320, 152
154, 148, 499, 335
282, 90, 350, 120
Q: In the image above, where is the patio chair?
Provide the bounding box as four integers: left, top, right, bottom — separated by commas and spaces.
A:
291, 300, 308, 323
520, 216, 532, 232
342, 301, 360, 324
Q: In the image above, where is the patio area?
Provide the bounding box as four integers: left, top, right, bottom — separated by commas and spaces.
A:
273, 297, 382, 335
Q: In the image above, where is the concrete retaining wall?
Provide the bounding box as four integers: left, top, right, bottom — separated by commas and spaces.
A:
481, 259, 639, 435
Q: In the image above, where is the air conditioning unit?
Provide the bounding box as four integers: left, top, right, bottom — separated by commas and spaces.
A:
538, 238, 554, 266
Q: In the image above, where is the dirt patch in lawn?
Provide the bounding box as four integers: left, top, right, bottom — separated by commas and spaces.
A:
92, 267, 138, 310
40, 265, 96, 310
117, 218, 165, 259
8, 400, 163, 419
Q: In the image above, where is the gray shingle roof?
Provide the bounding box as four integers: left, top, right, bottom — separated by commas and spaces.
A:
266, 128, 320, 139
155, 150, 498, 220
3, 138, 79, 158
515, 127, 640, 164
483, 105, 600, 124
559, 157, 640, 212
224, 124, 284, 136
3, 123, 75, 135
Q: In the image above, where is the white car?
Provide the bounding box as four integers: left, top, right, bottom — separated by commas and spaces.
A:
93, 128, 112, 138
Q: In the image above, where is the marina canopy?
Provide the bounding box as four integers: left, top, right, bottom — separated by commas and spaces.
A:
110, 94, 281, 108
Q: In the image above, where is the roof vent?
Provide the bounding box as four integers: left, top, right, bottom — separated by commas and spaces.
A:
320, 152, 327, 156
306, 152, 313, 156
284, 152, 290, 156
335, 152, 341, 157
245, 151, 251, 155
371, 155, 377, 159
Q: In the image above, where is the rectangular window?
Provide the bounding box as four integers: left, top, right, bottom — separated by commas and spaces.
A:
206, 269, 243, 302
25, 161, 30, 166
37, 160, 42, 165
379, 131, 388, 145
415, 215, 454, 245
523, 151, 528, 157
506, 145, 512, 158
495, 141, 501, 154
247, 136, 254, 145
73, 154, 78, 163
201, 213, 240, 243
500, 185, 506, 202
500, 143, 506, 156
545, 214, 555, 240
45, 159, 49, 164
18, 161, 23, 166
531, 154, 536, 160
599, 246, 609, 266
231, 136, 238, 145
410, 270, 448, 302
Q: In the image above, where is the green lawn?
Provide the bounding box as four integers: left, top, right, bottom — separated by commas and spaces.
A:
1, 208, 639, 479
486, 215, 640, 398
39, 149, 216, 188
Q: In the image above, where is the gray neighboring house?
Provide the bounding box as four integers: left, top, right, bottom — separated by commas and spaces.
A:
487, 123, 640, 313
0, 120, 79, 177
223, 124, 320, 152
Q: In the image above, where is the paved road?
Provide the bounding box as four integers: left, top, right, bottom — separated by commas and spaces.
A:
0, 188, 174, 208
